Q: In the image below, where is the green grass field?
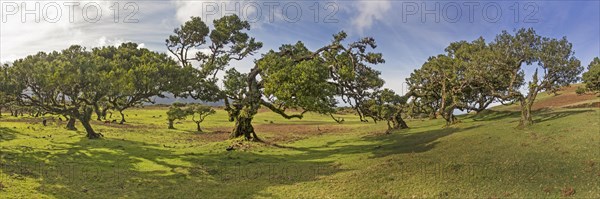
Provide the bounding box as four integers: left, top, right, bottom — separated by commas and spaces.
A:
1, 93, 599, 198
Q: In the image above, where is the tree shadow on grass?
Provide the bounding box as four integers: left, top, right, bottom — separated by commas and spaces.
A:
0, 112, 533, 199
0, 127, 18, 142
470, 110, 520, 121
1, 119, 467, 198
0, 133, 346, 198
364, 126, 479, 158
533, 109, 594, 124
275, 125, 480, 162
468, 109, 593, 125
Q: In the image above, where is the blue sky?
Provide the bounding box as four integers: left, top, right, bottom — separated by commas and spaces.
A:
1, 0, 599, 94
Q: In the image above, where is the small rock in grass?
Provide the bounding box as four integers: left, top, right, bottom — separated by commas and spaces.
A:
226, 146, 235, 151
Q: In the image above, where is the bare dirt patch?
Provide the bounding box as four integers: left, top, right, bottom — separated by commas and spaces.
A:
532, 87, 598, 110
190, 130, 231, 142
255, 124, 348, 143
563, 101, 600, 109
199, 124, 349, 143
504, 86, 599, 111
89, 121, 165, 130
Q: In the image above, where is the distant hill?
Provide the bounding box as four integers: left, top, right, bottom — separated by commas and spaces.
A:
148, 93, 225, 106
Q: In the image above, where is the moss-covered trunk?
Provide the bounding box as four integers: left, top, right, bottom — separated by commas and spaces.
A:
228, 66, 262, 141
231, 116, 257, 140
518, 69, 540, 128
386, 113, 409, 134
518, 98, 534, 128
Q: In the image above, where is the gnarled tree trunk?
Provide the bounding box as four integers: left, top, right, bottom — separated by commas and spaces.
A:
231, 116, 259, 140
394, 114, 409, 129
66, 116, 77, 130
518, 70, 540, 128
228, 66, 262, 141
440, 106, 457, 126
518, 98, 534, 128
76, 107, 103, 139
101, 108, 109, 120
119, 110, 126, 124
386, 113, 409, 134
80, 118, 102, 139
168, 119, 175, 129
93, 103, 103, 121
195, 122, 202, 132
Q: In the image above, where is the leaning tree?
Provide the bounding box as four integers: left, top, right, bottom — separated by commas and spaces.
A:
224, 32, 384, 140
362, 89, 409, 133
406, 38, 510, 126
486, 28, 582, 127
407, 29, 582, 128
167, 15, 385, 140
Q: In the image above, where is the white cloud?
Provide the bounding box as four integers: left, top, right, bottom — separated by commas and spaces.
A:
173, 1, 259, 24
94, 36, 146, 48
0, 1, 174, 62
350, 0, 391, 33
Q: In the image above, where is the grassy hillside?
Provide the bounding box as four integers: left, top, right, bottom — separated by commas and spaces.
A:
492, 84, 599, 111
0, 87, 598, 198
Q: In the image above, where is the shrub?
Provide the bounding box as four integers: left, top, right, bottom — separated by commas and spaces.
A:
575, 86, 587, 95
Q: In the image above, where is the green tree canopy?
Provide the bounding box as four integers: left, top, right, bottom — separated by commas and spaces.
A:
187, 104, 216, 132
583, 57, 600, 92
407, 28, 583, 128
362, 88, 409, 133
166, 102, 189, 129
488, 29, 582, 127
167, 16, 386, 141
8, 44, 182, 139
96, 43, 181, 124
10, 46, 108, 138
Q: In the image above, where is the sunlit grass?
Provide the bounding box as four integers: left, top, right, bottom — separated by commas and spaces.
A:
1, 104, 599, 198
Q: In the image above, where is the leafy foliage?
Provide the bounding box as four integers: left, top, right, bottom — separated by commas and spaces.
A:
6, 44, 181, 138
582, 57, 600, 92
166, 16, 262, 102
167, 16, 386, 140
165, 103, 215, 131
362, 89, 409, 133
96, 43, 181, 123
166, 102, 189, 129
188, 104, 216, 132
407, 28, 583, 127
